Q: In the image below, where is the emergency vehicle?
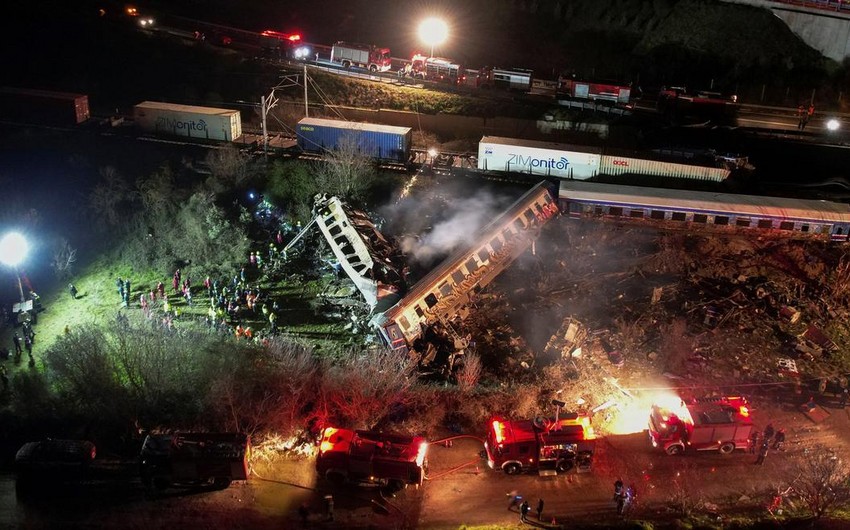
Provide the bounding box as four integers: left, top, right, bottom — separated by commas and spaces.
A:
558, 76, 632, 105
330, 42, 392, 72
139, 432, 249, 491
484, 413, 595, 476
407, 54, 466, 84
648, 396, 753, 455
259, 30, 310, 60
316, 427, 428, 488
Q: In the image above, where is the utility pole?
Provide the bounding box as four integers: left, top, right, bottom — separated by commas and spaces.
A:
304, 63, 309, 117
259, 72, 301, 157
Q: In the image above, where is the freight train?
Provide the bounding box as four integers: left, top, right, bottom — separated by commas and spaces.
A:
477, 136, 733, 182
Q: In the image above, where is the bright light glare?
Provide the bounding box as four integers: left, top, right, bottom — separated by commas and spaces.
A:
427, 148, 438, 158
605, 389, 682, 435
0, 232, 28, 267
418, 18, 448, 47
827, 118, 841, 131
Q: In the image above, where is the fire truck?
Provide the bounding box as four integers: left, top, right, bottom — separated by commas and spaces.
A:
557, 76, 633, 105
330, 42, 392, 72
139, 432, 249, 491
476, 67, 533, 91
484, 413, 595, 476
648, 396, 753, 455
406, 54, 466, 84
259, 30, 310, 60
316, 427, 428, 489
657, 86, 739, 124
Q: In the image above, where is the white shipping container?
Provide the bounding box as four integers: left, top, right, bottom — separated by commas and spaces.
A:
600, 155, 730, 182
133, 101, 242, 142
478, 136, 601, 180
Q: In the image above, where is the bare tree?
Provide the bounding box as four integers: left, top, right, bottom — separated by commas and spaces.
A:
204, 145, 249, 193
315, 134, 376, 200
315, 348, 415, 429
50, 238, 77, 279
456, 352, 482, 393
829, 256, 850, 306
89, 166, 131, 227
136, 165, 179, 216
790, 446, 850, 519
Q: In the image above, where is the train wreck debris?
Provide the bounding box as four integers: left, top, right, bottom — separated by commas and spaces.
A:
313, 195, 405, 310
372, 182, 559, 357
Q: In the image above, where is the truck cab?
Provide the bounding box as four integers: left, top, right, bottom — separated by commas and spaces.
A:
316, 427, 428, 489
485, 414, 595, 476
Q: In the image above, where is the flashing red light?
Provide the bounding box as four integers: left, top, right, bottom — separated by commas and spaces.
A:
739, 406, 750, 417
288, 34, 301, 41
492, 420, 506, 444
319, 427, 338, 453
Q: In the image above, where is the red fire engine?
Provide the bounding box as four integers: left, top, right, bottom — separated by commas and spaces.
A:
404, 54, 466, 84
557, 76, 632, 105
484, 413, 595, 476
316, 428, 428, 488
648, 396, 753, 455
657, 86, 739, 123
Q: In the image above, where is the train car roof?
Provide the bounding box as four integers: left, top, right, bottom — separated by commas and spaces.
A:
381, 182, 553, 319
298, 117, 411, 135
480, 136, 602, 155
559, 181, 850, 224
135, 101, 239, 116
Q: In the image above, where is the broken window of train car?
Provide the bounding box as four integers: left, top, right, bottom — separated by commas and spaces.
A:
513, 218, 525, 231
465, 258, 478, 273
650, 210, 665, 220
629, 210, 644, 218
693, 214, 708, 224
609, 207, 623, 217
757, 219, 773, 229
439, 281, 453, 297
736, 218, 751, 227
594, 206, 604, 216
414, 305, 425, 318
451, 270, 465, 285
424, 293, 438, 308
398, 316, 410, 331
490, 237, 504, 251
477, 248, 490, 263
779, 221, 794, 231
714, 216, 729, 225
671, 212, 687, 222
524, 209, 536, 222
801, 225, 810, 233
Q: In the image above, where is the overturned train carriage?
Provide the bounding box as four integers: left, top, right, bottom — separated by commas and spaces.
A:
372, 182, 558, 354
558, 181, 850, 241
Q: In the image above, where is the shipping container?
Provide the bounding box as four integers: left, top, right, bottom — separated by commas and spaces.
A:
133, 101, 241, 142
600, 152, 730, 182
297, 117, 412, 163
478, 136, 602, 179
0, 87, 90, 125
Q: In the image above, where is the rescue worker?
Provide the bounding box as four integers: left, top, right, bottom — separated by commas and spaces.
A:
536, 498, 544, 520
68, 283, 78, 299
764, 423, 775, 441
520, 500, 531, 522
756, 440, 769, 465
749, 431, 761, 454
12, 333, 22, 355
507, 490, 522, 510
773, 429, 786, 450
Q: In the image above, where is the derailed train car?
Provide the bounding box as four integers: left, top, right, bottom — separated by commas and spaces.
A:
558, 181, 850, 242
371, 182, 558, 354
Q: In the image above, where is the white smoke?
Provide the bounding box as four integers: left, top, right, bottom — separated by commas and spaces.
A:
399, 192, 507, 265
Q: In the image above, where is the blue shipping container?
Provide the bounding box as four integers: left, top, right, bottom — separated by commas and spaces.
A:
297, 117, 412, 163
